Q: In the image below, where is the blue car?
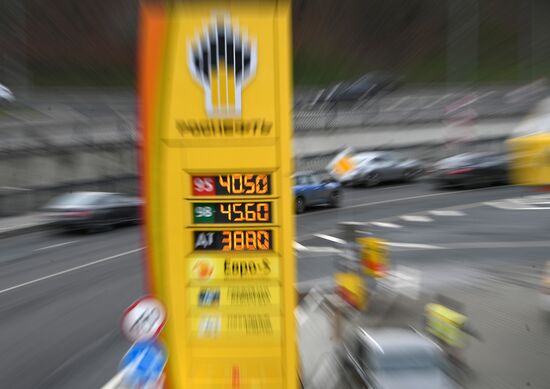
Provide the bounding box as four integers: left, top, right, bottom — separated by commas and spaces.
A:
293, 171, 341, 214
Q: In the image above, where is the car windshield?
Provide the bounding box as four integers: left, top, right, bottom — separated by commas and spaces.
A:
374, 349, 437, 371
437, 154, 478, 168
352, 155, 375, 164
294, 176, 309, 186
46, 192, 105, 207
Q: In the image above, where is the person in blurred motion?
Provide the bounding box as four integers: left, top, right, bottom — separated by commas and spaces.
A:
424, 300, 482, 375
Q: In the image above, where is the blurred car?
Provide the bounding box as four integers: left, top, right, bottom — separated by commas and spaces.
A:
323, 72, 401, 104
329, 152, 424, 187
0, 84, 15, 104
430, 152, 509, 189
339, 327, 455, 389
293, 171, 341, 213
539, 261, 550, 314
42, 191, 142, 231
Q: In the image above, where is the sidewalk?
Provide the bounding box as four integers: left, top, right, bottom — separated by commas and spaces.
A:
0, 212, 52, 239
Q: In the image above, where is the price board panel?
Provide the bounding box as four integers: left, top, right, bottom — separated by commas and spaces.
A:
140, 1, 296, 388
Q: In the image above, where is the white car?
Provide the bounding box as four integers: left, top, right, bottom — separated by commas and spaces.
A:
340, 327, 457, 389
0, 84, 15, 103
328, 151, 424, 187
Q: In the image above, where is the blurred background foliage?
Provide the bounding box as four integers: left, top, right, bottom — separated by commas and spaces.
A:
0, 0, 549, 87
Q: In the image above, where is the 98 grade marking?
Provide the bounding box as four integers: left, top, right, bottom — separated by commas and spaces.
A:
194, 230, 273, 251
192, 174, 271, 196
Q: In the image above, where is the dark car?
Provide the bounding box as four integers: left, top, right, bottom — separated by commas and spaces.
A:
339, 327, 456, 389
293, 172, 341, 214
42, 191, 142, 232
431, 152, 509, 189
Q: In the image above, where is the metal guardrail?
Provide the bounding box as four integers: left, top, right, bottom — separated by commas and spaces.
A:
0, 118, 137, 155
293, 95, 539, 131
1, 83, 546, 155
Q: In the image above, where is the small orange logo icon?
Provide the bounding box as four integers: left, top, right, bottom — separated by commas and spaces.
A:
193, 258, 214, 280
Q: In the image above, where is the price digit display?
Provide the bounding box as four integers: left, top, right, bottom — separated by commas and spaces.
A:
191, 174, 271, 196
193, 202, 272, 224
194, 230, 273, 251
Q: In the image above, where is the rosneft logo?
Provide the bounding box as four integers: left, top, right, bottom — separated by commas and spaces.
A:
188, 14, 257, 118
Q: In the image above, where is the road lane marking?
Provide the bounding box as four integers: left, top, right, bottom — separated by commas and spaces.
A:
486, 197, 550, 210
34, 240, 77, 251
400, 215, 433, 222
295, 188, 517, 241
485, 200, 546, 210
370, 221, 402, 229
296, 239, 550, 254
297, 186, 510, 218
296, 243, 441, 252
313, 234, 346, 245
293, 241, 307, 251
429, 210, 465, 216
295, 245, 342, 254
387, 242, 443, 249
0, 247, 143, 295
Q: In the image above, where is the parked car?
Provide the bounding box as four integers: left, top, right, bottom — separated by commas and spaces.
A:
42, 191, 142, 232
329, 152, 424, 187
430, 152, 509, 189
339, 327, 456, 389
293, 171, 341, 213
0, 84, 15, 104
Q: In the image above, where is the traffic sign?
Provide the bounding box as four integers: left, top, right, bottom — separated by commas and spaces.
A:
120, 340, 167, 389
121, 296, 166, 342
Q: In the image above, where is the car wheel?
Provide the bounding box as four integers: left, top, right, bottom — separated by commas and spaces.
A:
295, 196, 306, 214
329, 191, 341, 208
364, 171, 381, 187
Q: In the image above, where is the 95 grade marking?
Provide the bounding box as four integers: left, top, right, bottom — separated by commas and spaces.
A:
193, 202, 272, 224
194, 230, 273, 251
192, 174, 271, 196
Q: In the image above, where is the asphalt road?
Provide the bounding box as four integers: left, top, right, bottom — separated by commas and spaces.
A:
0, 181, 542, 388
298, 184, 550, 388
